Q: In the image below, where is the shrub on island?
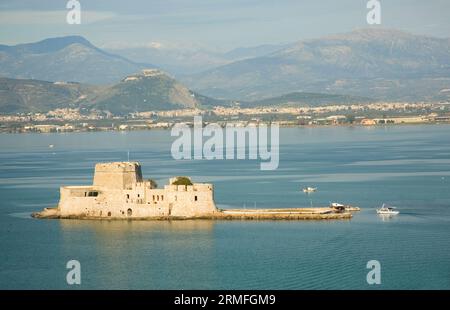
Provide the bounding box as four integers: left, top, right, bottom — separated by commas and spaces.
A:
171, 176, 193, 186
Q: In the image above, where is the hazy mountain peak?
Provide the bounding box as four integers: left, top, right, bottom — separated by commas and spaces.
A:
0, 35, 95, 55
323, 28, 414, 41
282, 28, 440, 55
0, 36, 153, 84
183, 28, 450, 101
92, 69, 199, 113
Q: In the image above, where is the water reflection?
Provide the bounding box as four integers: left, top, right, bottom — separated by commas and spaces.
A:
377, 214, 400, 222
59, 219, 216, 234
57, 220, 218, 289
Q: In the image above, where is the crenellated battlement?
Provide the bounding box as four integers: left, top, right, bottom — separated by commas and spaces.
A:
163, 184, 213, 192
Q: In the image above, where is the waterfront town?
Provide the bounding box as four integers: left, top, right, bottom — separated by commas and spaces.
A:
1, 102, 449, 133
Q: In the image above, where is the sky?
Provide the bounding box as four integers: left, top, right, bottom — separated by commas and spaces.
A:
0, 0, 449, 51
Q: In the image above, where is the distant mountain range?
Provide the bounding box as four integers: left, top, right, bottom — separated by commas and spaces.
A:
181, 28, 450, 102
106, 43, 288, 76
0, 71, 372, 114
241, 92, 373, 108
0, 70, 235, 114
91, 69, 226, 114
0, 36, 151, 84
0, 35, 287, 84
0, 77, 99, 113
1, 28, 449, 114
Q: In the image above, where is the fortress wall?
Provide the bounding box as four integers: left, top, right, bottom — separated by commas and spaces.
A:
58, 183, 216, 218
100, 200, 169, 218
193, 184, 213, 191
143, 189, 167, 212
124, 186, 147, 204
58, 186, 105, 216
121, 187, 170, 217
165, 184, 177, 191
164, 185, 217, 217
59, 186, 170, 218
59, 187, 95, 216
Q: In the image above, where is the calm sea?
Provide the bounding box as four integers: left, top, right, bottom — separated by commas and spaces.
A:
0, 125, 449, 289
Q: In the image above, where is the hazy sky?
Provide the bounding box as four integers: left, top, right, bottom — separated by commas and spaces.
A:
0, 0, 449, 51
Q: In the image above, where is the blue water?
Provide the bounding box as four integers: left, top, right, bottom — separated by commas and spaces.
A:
0, 125, 449, 289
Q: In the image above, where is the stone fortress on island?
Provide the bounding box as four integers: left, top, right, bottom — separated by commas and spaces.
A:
33, 162, 352, 220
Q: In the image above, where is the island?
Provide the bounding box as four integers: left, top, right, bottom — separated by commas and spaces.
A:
32, 161, 351, 220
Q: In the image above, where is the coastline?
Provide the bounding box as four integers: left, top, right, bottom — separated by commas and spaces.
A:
2, 121, 450, 135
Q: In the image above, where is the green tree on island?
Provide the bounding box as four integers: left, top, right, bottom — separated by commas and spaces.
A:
171, 176, 193, 186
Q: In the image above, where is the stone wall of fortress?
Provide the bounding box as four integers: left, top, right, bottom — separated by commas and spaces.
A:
57, 162, 218, 219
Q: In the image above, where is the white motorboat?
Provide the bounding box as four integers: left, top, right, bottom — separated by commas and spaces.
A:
302, 187, 317, 193
330, 202, 361, 212
376, 204, 399, 215
330, 202, 344, 208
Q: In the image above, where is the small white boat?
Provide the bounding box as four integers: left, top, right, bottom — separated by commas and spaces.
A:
330, 202, 361, 212
302, 187, 317, 193
376, 204, 399, 215
330, 202, 344, 208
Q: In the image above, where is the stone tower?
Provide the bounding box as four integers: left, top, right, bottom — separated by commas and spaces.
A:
93, 162, 143, 190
